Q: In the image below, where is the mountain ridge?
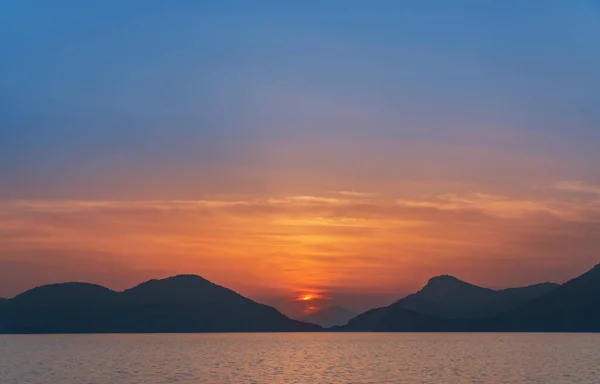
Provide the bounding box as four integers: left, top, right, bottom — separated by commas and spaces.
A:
388, 274, 557, 320
0, 275, 321, 334
499, 263, 600, 332
338, 270, 571, 332
3, 265, 599, 333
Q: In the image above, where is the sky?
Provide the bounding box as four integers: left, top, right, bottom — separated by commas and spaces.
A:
1, 0, 600, 318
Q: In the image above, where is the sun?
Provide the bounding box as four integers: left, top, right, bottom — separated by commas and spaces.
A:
301, 294, 313, 301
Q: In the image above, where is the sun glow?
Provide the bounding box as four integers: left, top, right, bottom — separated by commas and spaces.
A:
303, 306, 318, 315
301, 294, 313, 301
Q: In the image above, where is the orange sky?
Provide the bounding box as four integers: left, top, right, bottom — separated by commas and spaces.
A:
1, 181, 599, 317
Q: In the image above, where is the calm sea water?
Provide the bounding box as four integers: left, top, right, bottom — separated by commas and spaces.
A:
1, 333, 599, 383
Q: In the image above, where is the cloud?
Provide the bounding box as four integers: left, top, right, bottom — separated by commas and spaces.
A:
552, 181, 600, 196
1, 187, 600, 308
396, 193, 589, 220
330, 190, 377, 197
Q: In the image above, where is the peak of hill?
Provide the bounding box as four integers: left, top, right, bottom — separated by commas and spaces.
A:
341, 271, 563, 332
391, 274, 510, 319
417, 275, 497, 299
122, 274, 245, 305
426, 274, 466, 285
13, 282, 116, 302
125, 274, 213, 292
0, 276, 321, 334
132, 274, 211, 287
299, 306, 357, 328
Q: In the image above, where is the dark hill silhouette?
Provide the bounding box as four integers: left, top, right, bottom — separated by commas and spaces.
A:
501, 264, 600, 332
0, 275, 320, 334
397, 275, 511, 318
0, 298, 9, 333
3, 265, 600, 333
392, 275, 556, 319
5, 283, 118, 333
340, 274, 560, 332
299, 306, 357, 328
499, 282, 558, 301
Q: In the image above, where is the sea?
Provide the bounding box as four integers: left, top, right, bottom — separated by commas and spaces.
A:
1, 333, 599, 383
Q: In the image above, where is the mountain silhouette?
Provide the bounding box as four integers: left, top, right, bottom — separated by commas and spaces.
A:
3, 265, 600, 333
501, 264, 600, 332
340, 274, 559, 332
0, 298, 9, 333
397, 275, 511, 318
299, 306, 357, 328
499, 282, 559, 301
0, 275, 321, 334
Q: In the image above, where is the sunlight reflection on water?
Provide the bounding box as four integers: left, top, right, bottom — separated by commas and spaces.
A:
1, 333, 599, 383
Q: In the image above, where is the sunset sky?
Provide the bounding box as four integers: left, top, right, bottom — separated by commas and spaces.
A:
1, 1, 600, 317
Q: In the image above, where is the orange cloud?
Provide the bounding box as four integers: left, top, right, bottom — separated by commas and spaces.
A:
552, 181, 600, 196
1, 186, 599, 312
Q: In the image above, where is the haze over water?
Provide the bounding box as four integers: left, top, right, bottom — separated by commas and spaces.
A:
2, 333, 600, 384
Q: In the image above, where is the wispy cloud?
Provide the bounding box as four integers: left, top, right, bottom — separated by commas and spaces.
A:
396, 193, 590, 220
330, 191, 377, 198
552, 181, 600, 196
1, 188, 599, 307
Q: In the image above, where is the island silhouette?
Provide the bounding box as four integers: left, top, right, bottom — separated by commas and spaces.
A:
299, 306, 358, 328
1, 264, 599, 334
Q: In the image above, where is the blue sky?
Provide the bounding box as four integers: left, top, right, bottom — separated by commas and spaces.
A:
2, 1, 599, 198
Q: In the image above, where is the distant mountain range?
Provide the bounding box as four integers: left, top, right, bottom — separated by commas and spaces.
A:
1, 264, 599, 333
0, 275, 320, 334
299, 306, 357, 328
338, 264, 600, 332
386, 275, 557, 319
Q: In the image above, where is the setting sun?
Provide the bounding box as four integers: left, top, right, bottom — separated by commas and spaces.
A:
301, 294, 313, 301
